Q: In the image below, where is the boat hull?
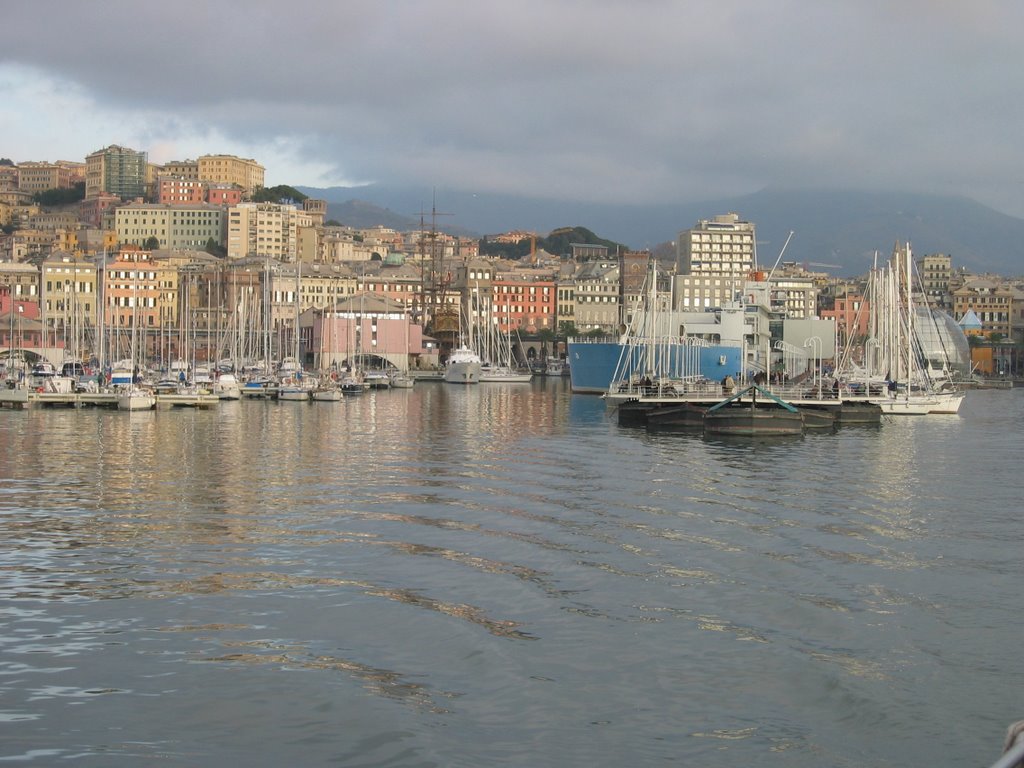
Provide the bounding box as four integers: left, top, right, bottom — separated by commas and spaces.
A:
444, 361, 482, 384
643, 402, 707, 429
117, 389, 156, 411
704, 409, 804, 436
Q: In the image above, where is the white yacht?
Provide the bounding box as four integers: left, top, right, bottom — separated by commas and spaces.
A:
444, 345, 482, 384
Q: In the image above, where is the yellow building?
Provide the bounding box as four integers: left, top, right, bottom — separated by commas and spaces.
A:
41, 252, 98, 324
226, 202, 311, 261
198, 155, 265, 196
17, 162, 73, 193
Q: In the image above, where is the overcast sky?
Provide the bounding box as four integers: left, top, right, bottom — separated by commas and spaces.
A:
3, 1, 1024, 218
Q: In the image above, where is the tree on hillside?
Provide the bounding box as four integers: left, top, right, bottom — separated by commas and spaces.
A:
0, 158, 14, 166
33, 182, 85, 206
251, 185, 308, 204
205, 238, 226, 258
479, 226, 627, 259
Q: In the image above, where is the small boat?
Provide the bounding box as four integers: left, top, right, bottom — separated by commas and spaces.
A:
444, 345, 482, 384
277, 379, 312, 401
545, 359, 569, 377
479, 365, 532, 383
117, 386, 156, 411
363, 369, 392, 389
214, 373, 242, 401
311, 385, 343, 401
241, 376, 275, 399
389, 372, 415, 389
703, 385, 804, 436
340, 374, 364, 395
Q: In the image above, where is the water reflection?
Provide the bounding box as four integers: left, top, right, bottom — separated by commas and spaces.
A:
0, 385, 1021, 766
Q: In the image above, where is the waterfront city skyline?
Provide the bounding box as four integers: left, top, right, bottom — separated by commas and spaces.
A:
3, 2, 1024, 220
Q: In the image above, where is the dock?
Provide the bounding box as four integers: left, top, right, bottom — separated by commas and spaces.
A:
0, 388, 220, 409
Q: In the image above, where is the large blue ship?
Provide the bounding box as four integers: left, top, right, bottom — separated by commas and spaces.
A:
567, 337, 743, 393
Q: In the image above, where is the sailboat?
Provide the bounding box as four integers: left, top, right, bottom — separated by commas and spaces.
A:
479, 307, 531, 383
839, 243, 965, 415
116, 263, 155, 411
277, 263, 316, 401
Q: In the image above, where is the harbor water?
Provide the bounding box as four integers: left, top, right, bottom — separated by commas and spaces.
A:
0, 380, 1021, 767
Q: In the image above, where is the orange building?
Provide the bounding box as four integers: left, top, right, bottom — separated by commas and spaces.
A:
100, 248, 176, 333
491, 273, 556, 334
157, 176, 206, 205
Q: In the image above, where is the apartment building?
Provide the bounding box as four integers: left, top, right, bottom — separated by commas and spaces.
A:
41, 252, 97, 321
917, 253, 953, 310
99, 249, 179, 331
0, 165, 18, 192
572, 260, 620, 333
491, 267, 557, 334
161, 160, 199, 180
360, 263, 420, 312
114, 203, 227, 250
953, 277, 1017, 340
85, 145, 148, 200
157, 177, 207, 205
675, 212, 756, 309
197, 155, 265, 195
0, 260, 41, 301
16, 162, 73, 193
226, 202, 310, 261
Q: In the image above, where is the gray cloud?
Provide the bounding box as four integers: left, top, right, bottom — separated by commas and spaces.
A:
4, 0, 1024, 215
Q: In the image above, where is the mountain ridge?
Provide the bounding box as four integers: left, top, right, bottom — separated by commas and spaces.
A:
296, 184, 1024, 277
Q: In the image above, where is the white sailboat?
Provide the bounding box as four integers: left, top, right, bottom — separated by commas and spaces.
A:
480, 309, 531, 383
840, 243, 964, 415
116, 261, 155, 411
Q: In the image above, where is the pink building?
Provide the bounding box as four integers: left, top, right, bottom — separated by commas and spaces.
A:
304, 293, 425, 370
158, 177, 206, 205
206, 184, 244, 206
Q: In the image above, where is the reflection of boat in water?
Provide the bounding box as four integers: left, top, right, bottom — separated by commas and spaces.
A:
703, 385, 804, 437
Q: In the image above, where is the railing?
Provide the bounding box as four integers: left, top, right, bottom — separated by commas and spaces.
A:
988, 741, 1024, 768
988, 722, 1024, 768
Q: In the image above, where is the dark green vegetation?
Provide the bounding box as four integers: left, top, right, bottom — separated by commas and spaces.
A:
251, 185, 308, 204
479, 226, 627, 259
32, 182, 85, 206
